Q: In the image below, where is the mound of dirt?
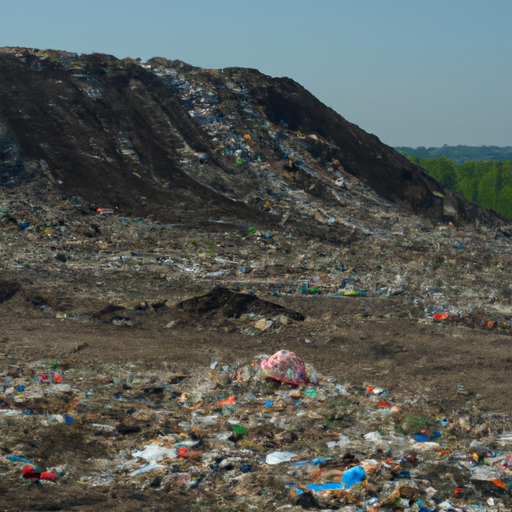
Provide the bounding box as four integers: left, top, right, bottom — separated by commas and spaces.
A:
0, 280, 20, 304
174, 286, 304, 323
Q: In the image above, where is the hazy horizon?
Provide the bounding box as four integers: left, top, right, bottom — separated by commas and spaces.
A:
1, 0, 510, 148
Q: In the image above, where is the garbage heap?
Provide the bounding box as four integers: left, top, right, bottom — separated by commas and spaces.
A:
1, 350, 512, 511
3, 173, 512, 337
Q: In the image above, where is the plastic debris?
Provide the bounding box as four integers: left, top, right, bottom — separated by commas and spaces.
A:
260, 350, 309, 385
265, 452, 295, 465
132, 444, 178, 462
130, 463, 165, 476
341, 465, 366, 489
22, 465, 58, 482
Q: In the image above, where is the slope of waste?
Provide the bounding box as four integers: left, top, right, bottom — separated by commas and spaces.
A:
0, 47, 503, 231
0, 48, 511, 335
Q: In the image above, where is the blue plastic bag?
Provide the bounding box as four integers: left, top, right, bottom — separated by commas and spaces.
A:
341, 465, 366, 489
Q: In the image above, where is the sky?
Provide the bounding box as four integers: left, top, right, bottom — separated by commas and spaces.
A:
1, 0, 510, 148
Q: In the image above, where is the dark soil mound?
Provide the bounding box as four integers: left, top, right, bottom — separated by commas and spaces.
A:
0, 280, 20, 304
174, 286, 304, 322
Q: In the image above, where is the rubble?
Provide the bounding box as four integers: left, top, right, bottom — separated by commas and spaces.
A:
0, 351, 512, 510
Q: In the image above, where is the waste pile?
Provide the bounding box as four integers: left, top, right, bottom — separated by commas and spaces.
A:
1, 349, 512, 511
1, 170, 512, 336
0, 49, 511, 337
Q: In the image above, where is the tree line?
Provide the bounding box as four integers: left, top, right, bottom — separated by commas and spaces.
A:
401, 153, 512, 220
395, 145, 512, 165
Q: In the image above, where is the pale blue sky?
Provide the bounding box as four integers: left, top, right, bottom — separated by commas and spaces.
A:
1, 0, 510, 147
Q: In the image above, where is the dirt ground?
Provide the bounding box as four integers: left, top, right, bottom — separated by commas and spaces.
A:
1, 294, 511, 511
3, 295, 510, 414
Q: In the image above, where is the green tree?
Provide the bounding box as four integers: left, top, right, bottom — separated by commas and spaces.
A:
476, 167, 499, 210
401, 153, 512, 220
496, 185, 512, 219
422, 155, 457, 190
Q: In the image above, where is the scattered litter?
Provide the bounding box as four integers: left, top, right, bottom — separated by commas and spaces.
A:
266, 452, 295, 465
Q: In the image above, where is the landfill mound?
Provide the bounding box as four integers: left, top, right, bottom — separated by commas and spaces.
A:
0, 47, 503, 231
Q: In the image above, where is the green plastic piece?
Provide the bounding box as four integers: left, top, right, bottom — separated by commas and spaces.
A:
232, 424, 248, 435
304, 387, 317, 397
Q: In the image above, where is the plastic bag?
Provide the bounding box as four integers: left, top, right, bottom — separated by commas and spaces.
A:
260, 350, 309, 385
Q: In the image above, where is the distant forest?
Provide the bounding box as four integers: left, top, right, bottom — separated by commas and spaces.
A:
395, 145, 512, 165
400, 153, 512, 221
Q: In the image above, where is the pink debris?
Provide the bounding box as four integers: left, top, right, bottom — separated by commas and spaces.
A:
260, 350, 309, 386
